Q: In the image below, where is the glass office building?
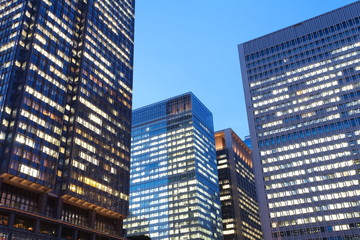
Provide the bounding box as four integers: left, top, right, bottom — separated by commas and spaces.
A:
239, 2, 360, 240
125, 93, 223, 240
215, 129, 262, 240
0, 0, 134, 239
243, 135, 252, 150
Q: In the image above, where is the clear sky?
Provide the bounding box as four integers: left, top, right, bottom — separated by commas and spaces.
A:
132, 0, 358, 139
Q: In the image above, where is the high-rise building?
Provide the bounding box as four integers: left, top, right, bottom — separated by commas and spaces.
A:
215, 129, 262, 240
125, 92, 223, 240
0, 0, 134, 239
239, 2, 360, 240
243, 135, 252, 150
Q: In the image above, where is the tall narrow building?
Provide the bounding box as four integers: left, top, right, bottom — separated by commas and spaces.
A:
0, 0, 134, 239
239, 2, 360, 240
125, 93, 223, 240
215, 129, 262, 240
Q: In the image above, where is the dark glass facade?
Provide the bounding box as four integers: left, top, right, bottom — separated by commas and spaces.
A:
215, 129, 262, 240
239, 2, 360, 240
0, 0, 134, 239
125, 93, 223, 240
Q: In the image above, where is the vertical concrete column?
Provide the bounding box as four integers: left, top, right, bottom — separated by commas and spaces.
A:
56, 197, 63, 219
56, 224, 63, 239
38, 192, 48, 214
8, 212, 15, 227
90, 233, 96, 240
116, 218, 123, 236
73, 229, 78, 240
88, 209, 96, 228
0, 178, 3, 197
34, 219, 40, 234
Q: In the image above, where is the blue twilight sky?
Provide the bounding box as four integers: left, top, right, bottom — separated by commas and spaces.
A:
132, 0, 358, 139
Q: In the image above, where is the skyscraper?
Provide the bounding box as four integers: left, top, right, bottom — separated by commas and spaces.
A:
239, 2, 360, 240
0, 0, 134, 239
125, 93, 223, 240
215, 129, 262, 240
243, 135, 252, 150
